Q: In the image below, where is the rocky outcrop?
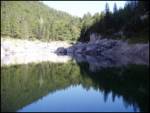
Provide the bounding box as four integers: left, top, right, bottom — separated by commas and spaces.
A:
55, 38, 149, 66
89, 33, 101, 43
56, 39, 125, 56
55, 47, 67, 55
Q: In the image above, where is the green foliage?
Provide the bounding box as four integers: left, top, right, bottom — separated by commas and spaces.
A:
1, 1, 149, 42
1, 61, 81, 112
1, 61, 149, 112
1, 1, 81, 41
79, 1, 149, 42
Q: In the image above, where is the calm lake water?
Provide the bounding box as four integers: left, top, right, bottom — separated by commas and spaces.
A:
1, 55, 149, 112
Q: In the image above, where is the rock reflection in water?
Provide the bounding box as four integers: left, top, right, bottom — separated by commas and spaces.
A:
71, 53, 149, 72
1, 60, 149, 112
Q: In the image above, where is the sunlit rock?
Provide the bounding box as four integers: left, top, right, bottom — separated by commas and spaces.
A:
1, 38, 72, 66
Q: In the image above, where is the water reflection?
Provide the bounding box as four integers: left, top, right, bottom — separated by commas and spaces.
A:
18, 85, 139, 112
71, 53, 149, 72
1, 52, 72, 66
1, 59, 149, 112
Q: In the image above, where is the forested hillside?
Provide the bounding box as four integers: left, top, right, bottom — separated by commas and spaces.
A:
1, 1, 149, 42
1, 1, 81, 41
79, 1, 149, 42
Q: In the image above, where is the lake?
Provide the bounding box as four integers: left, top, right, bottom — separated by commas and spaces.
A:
1, 55, 149, 112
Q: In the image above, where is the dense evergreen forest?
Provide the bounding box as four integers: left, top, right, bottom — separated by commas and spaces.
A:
79, 1, 149, 42
1, 1, 149, 42
1, 1, 81, 41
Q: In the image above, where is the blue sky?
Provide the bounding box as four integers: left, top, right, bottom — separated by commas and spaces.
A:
42, 1, 127, 17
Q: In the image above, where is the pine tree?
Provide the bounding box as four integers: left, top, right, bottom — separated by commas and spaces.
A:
113, 3, 118, 13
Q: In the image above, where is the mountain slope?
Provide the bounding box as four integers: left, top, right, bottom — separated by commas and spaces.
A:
1, 1, 81, 41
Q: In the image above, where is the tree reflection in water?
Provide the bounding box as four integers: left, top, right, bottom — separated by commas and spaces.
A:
1, 59, 149, 112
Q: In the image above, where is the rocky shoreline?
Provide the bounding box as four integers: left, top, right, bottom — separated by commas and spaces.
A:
1, 37, 149, 66
1, 37, 72, 65
55, 38, 149, 67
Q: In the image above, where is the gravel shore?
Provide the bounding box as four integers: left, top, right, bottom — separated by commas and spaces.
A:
1, 37, 72, 65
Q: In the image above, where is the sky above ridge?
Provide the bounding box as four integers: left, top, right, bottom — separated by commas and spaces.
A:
42, 1, 126, 17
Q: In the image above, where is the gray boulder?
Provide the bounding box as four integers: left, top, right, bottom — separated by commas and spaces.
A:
55, 47, 67, 55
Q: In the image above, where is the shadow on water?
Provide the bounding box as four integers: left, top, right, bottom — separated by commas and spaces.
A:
73, 54, 149, 112
78, 62, 149, 112
1, 55, 149, 112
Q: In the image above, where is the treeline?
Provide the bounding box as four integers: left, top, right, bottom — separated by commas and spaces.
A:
1, 1, 149, 42
1, 1, 81, 41
78, 1, 149, 42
